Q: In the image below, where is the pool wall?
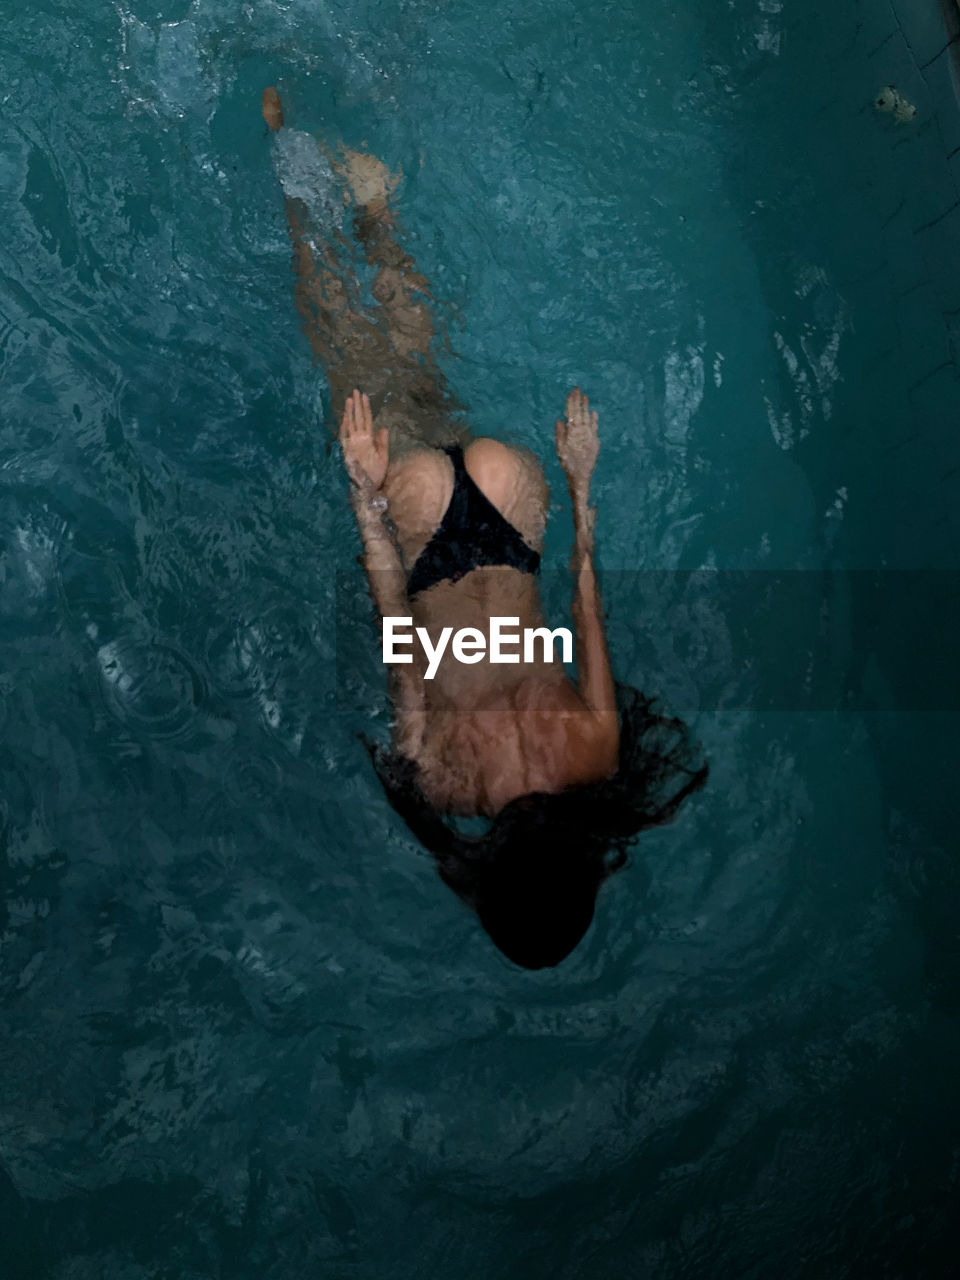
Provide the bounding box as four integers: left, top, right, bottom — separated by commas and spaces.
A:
846, 0, 960, 1021
861, 0, 960, 558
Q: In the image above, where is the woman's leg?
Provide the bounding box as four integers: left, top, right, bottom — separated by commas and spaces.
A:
264, 88, 463, 451
264, 90, 393, 420
341, 149, 465, 449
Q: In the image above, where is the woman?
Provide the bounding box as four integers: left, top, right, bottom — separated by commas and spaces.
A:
264, 88, 707, 968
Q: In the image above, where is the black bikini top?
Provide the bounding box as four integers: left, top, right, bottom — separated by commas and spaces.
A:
406, 445, 541, 598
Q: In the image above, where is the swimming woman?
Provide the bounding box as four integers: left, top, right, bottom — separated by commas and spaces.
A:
264, 87, 707, 968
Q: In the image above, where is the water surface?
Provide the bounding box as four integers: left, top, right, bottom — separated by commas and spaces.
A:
2, 1, 959, 1276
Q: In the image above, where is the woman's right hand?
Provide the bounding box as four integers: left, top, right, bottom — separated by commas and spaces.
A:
340, 389, 389, 494
555, 387, 599, 503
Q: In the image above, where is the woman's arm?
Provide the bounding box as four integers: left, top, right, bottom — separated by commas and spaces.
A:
569, 493, 617, 721
349, 484, 410, 620
341, 390, 426, 756
556, 390, 618, 729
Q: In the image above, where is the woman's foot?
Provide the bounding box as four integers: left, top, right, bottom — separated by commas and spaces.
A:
339, 149, 401, 224
261, 88, 398, 221
262, 86, 284, 131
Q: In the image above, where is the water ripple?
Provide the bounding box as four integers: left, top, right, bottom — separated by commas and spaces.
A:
96, 636, 204, 740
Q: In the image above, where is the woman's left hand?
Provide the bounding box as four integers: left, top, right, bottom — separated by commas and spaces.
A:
555, 387, 599, 504
340, 389, 389, 493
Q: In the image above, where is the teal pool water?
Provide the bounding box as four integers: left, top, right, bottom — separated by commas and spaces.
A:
2, 1, 960, 1276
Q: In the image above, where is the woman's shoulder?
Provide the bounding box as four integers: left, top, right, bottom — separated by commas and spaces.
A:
512, 677, 620, 788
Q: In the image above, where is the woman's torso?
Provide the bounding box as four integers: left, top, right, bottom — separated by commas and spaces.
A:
381, 439, 608, 815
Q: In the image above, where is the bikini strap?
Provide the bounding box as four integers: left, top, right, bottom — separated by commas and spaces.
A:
442, 443, 466, 472
440, 444, 470, 522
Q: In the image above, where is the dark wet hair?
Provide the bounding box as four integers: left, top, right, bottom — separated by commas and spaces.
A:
365, 684, 708, 969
